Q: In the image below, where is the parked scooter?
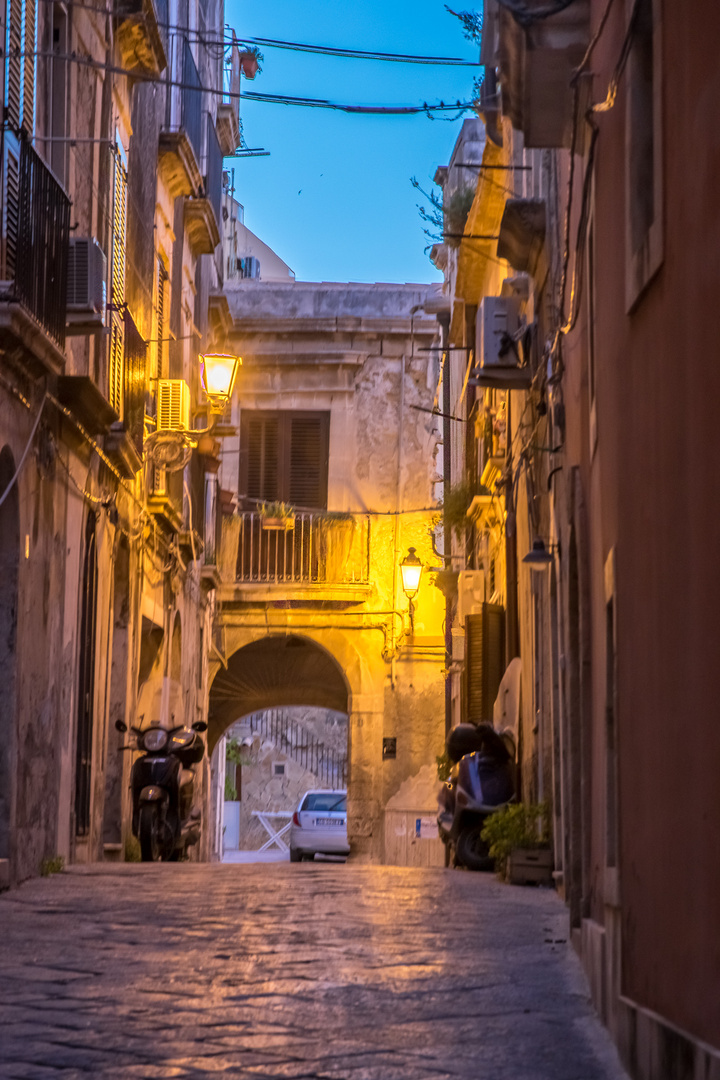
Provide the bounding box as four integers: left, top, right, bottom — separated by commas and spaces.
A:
116, 716, 207, 862
437, 722, 515, 871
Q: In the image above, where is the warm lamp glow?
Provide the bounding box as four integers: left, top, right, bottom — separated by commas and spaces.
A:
400, 547, 423, 598
200, 353, 241, 409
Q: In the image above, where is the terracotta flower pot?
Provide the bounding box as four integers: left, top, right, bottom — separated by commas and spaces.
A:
240, 54, 259, 80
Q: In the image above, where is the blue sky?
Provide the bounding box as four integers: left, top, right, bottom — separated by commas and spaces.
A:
224, 0, 479, 283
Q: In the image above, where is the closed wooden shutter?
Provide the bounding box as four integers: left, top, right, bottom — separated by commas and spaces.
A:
240, 412, 329, 509
5, 0, 35, 131
244, 414, 279, 502
108, 147, 127, 415
465, 603, 506, 724
289, 415, 329, 509
4, 149, 20, 279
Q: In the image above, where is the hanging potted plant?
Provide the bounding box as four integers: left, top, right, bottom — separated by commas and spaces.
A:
239, 46, 263, 80
260, 501, 294, 531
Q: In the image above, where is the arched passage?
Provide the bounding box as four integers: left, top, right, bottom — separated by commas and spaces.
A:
208, 634, 349, 752
0, 446, 20, 861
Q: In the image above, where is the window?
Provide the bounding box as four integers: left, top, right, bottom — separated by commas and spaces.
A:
301, 793, 346, 812
239, 411, 330, 510
625, 0, 663, 310
108, 141, 127, 416
272, 762, 286, 777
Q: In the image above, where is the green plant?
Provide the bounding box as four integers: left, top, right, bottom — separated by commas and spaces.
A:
436, 751, 453, 783
124, 835, 141, 863
480, 802, 551, 874
225, 775, 238, 801
440, 481, 476, 542
226, 737, 250, 767
40, 855, 65, 876
260, 501, 294, 520
411, 178, 476, 249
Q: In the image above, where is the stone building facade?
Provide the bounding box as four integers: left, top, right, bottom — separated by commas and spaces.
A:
431, 3, 720, 1076
208, 281, 448, 862
0, 0, 242, 882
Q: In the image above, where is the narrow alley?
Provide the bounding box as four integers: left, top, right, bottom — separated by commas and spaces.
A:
0, 863, 626, 1080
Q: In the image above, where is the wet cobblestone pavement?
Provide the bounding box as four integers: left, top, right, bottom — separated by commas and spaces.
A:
0, 864, 628, 1079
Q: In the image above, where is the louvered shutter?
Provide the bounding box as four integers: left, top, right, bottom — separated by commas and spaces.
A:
108, 148, 127, 415
3, 149, 20, 279
289, 415, 329, 509
245, 415, 279, 502
465, 603, 506, 724
6, 0, 22, 128
5, 0, 35, 131
155, 256, 167, 381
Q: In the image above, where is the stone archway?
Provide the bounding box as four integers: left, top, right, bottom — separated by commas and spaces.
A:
208, 634, 349, 753
208, 629, 384, 859
0, 446, 20, 863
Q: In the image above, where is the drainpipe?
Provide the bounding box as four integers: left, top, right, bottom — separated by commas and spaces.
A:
505, 392, 520, 663
439, 312, 453, 740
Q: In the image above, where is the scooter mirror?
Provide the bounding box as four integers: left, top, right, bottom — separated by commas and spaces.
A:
115, 719, 128, 733
192, 720, 208, 733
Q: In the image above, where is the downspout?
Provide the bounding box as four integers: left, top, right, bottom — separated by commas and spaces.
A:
439, 312, 452, 740
391, 350, 406, 689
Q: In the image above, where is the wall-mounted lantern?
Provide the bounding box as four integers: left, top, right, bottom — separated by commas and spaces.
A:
200, 352, 241, 412
522, 538, 559, 573
400, 546, 423, 633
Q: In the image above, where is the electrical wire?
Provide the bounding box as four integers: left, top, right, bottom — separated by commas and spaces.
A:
16, 49, 474, 114
0, 393, 47, 508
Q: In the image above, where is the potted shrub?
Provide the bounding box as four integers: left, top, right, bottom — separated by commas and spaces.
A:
260, 501, 294, 531
239, 46, 263, 80
480, 802, 553, 885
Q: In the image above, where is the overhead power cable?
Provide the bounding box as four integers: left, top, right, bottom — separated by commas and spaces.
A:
246, 36, 480, 65
17, 49, 473, 114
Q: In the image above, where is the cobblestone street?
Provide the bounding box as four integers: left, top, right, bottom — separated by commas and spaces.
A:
0, 864, 627, 1079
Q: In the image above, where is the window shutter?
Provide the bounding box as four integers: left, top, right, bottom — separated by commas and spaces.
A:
245, 416, 279, 502
289, 415, 329, 509
22, 0, 35, 133
6, 0, 22, 128
108, 147, 127, 415
465, 603, 506, 724
4, 149, 20, 279
155, 255, 167, 381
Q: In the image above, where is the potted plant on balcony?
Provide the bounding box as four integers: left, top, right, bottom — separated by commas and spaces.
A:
260, 501, 294, 530
239, 46, 263, 80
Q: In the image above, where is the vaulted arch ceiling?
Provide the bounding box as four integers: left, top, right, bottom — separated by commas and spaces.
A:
208, 634, 349, 751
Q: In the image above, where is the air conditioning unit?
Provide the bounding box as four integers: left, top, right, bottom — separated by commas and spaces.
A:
157, 379, 191, 431
476, 296, 519, 367
457, 570, 485, 624
67, 237, 106, 312
239, 256, 260, 279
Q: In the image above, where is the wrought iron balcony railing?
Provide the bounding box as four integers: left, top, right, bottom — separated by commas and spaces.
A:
233, 511, 370, 585
1, 137, 70, 348
164, 37, 202, 167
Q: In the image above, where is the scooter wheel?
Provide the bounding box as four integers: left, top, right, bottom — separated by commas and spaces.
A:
139, 804, 166, 862
456, 826, 494, 872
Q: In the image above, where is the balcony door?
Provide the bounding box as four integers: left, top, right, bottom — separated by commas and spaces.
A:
239, 411, 330, 511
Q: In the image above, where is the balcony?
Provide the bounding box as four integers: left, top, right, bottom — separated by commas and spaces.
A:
158, 38, 203, 197
0, 138, 70, 373
115, 0, 168, 77
216, 36, 242, 155
219, 511, 372, 601
184, 117, 222, 256
496, 0, 590, 147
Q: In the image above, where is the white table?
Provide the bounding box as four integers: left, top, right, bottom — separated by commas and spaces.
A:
251, 810, 293, 852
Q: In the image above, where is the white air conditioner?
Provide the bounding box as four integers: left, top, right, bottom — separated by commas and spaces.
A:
239, 255, 260, 279
67, 237, 106, 312
457, 570, 485, 624
476, 296, 519, 367
157, 379, 191, 431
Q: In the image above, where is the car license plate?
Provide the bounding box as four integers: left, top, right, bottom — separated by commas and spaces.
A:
316, 817, 343, 826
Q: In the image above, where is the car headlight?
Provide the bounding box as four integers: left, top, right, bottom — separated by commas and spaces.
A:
142, 727, 169, 752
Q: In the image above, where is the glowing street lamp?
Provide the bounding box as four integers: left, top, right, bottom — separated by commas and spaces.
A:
200, 352, 241, 412
400, 546, 423, 633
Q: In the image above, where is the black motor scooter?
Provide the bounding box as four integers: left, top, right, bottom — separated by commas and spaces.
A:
116, 717, 207, 862
437, 722, 515, 871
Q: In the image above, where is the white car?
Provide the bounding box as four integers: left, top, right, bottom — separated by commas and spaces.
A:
289, 789, 349, 862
